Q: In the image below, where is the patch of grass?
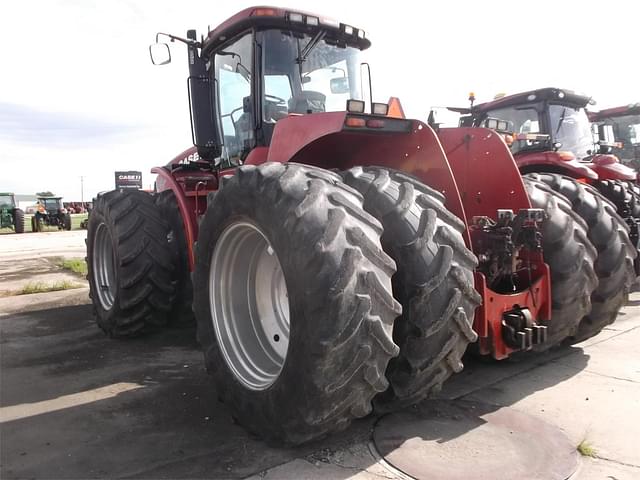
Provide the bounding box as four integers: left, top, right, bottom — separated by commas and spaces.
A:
577, 439, 597, 458
19, 280, 83, 295
60, 258, 88, 276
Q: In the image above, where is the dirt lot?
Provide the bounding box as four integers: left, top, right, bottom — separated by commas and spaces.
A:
1, 231, 639, 479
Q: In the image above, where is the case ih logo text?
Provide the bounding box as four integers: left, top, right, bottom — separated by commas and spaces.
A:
115, 171, 143, 190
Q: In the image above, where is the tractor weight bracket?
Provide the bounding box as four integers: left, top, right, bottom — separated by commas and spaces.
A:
501, 307, 548, 350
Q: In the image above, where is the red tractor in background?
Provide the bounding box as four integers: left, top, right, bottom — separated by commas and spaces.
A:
85, 8, 634, 444
589, 103, 640, 169
445, 88, 640, 276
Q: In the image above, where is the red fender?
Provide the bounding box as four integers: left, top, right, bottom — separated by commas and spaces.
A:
515, 151, 598, 180
437, 128, 551, 359
152, 147, 218, 270
587, 154, 637, 181
266, 112, 470, 243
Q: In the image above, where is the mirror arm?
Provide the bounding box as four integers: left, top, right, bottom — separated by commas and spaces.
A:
155, 32, 201, 48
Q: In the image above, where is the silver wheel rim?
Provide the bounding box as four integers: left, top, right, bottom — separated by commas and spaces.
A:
93, 222, 117, 310
210, 221, 290, 391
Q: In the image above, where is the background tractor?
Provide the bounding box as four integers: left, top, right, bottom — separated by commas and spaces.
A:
86, 7, 634, 444
445, 88, 640, 275
32, 196, 72, 232
0, 193, 25, 234
589, 103, 640, 169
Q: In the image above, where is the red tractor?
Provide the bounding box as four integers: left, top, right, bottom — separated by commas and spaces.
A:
589, 103, 640, 169
449, 88, 640, 275
86, 8, 634, 444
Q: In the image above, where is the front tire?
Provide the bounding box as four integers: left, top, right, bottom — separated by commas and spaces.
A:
523, 176, 599, 348
341, 167, 480, 409
86, 190, 174, 337
525, 173, 634, 342
193, 163, 401, 444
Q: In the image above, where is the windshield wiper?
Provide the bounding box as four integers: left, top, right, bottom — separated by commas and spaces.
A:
296, 30, 326, 64
555, 107, 567, 135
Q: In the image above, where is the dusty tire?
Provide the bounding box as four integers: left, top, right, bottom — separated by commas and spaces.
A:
522, 176, 598, 348
63, 213, 72, 231
594, 179, 640, 277
13, 209, 24, 233
193, 162, 401, 444
86, 189, 174, 337
155, 190, 194, 326
525, 173, 635, 342
341, 167, 480, 409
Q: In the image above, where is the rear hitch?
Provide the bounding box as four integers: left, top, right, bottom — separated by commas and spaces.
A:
501, 307, 548, 351
471, 208, 545, 293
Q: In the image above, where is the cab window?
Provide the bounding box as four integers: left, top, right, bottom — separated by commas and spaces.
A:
214, 34, 253, 163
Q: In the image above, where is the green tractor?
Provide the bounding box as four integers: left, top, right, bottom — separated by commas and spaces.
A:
32, 196, 72, 232
0, 193, 25, 234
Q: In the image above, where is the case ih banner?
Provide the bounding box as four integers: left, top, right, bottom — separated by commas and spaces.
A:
115, 171, 142, 190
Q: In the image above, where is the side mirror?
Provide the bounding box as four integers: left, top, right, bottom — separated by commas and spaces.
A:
188, 76, 220, 160
330, 77, 349, 94
149, 43, 171, 65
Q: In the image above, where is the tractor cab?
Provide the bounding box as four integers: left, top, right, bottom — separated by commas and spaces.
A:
150, 7, 374, 168
462, 88, 638, 182
37, 196, 64, 215
0, 193, 16, 210
589, 103, 640, 168
466, 88, 597, 159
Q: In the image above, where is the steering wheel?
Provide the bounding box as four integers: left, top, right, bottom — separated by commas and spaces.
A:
221, 106, 245, 129
265, 94, 287, 105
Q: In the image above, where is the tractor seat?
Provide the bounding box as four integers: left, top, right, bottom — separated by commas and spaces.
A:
288, 91, 326, 114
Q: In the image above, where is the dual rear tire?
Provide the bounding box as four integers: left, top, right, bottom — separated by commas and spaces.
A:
525, 173, 636, 342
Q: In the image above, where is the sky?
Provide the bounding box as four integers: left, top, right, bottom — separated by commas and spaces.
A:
1, 0, 638, 200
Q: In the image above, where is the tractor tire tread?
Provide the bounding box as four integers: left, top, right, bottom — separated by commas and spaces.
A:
193, 162, 400, 445
341, 166, 480, 410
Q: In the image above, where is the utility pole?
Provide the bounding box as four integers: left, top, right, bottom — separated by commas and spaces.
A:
80, 176, 84, 209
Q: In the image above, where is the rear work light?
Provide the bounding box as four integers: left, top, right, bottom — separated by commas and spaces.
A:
288, 12, 304, 23
346, 99, 365, 113
371, 102, 389, 116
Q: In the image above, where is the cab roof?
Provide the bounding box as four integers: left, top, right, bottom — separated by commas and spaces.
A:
473, 88, 594, 113
202, 5, 370, 54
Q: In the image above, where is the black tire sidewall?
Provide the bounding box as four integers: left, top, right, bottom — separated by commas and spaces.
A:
194, 197, 320, 435
86, 197, 123, 333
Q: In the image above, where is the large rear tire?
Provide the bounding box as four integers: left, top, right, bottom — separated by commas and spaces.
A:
523, 176, 598, 348
155, 190, 194, 326
13, 209, 24, 234
63, 213, 72, 231
341, 167, 480, 409
525, 173, 635, 342
193, 162, 401, 444
86, 190, 174, 337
